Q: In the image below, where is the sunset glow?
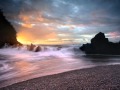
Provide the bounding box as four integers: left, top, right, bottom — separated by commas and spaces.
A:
1, 0, 120, 44
17, 31, 64, 45
1, 1, 120, 90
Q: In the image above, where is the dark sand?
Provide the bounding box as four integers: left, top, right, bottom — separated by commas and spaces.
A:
1, 65, 120, 90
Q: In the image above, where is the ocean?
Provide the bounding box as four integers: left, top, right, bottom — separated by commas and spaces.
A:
0, 45, 120, 88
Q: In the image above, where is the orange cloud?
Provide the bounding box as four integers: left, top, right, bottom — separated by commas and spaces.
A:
17, 23, 58, 44
19, 15, 29, 21
16, 12, 70, 45
19, 14, 35, 28
37, 16, 44, 22
19, 14, 30, 23
45, 32, 56, 39
21, 23, 35, 28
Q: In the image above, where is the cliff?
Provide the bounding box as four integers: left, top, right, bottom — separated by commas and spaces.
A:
0, 10, 21, 48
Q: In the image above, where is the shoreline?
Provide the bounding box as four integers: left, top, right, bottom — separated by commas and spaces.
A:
1, 65, 120, 90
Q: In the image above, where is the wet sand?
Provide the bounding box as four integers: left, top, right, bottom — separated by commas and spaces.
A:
1, 65, 120, 90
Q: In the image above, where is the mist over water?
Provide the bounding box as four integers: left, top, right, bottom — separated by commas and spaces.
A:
0, 45, 120, 87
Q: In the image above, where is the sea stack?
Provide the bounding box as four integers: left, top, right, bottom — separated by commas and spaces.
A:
80, 32, 120, 55
0, 9, 21, 48
35, 46, 41, 52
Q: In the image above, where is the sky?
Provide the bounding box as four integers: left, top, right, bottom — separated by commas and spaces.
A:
0, 0, 120, 44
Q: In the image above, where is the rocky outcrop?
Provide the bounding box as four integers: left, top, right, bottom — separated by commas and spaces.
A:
0, 9, 21, 48
80, 32, 120, 55
27, 44, 41, 52
27, 44, 36, 51
35, 46, 41, 52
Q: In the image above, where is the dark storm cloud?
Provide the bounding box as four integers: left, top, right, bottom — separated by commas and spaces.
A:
0, 0, 23, 15
0, 0, 120, 44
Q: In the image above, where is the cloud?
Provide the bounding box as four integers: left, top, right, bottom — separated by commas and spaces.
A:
0, 0, 120, 44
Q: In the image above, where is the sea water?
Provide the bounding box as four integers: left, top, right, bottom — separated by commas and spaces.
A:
0, 45, 120, 87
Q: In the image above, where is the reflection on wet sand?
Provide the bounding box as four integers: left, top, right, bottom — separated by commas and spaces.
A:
0, 46, 120, 88
0, 56, 96, 88
14, 61, 38, 75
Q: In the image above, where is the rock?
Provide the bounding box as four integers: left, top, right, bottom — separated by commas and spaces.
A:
80, 43, 94, 54
27, 44, 36, 51
0, 9, 21, 48
91, 32, 109, 46
27, 44, 41, 52
80, 32, 120, 55
34, 46, 41, 52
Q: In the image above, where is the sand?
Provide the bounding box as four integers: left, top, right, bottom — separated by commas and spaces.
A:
1, 65, 120, 90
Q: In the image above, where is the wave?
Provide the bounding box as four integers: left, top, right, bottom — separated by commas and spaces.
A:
0, 44, 120, 86
0, 44, 83, 81
0, 45, 82, 60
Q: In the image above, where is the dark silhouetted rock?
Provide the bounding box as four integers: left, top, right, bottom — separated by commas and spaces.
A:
27, 44, 42, 52
80, 32, 120, 55
27, 44, 36, 51
91, 32, 109, 46
0, 9, 21, 48
35, 46, 41, 52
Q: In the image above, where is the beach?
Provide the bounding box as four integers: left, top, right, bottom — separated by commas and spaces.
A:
1, 65, 120, 90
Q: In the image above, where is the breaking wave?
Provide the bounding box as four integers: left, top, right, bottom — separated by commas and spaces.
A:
0, 44, 120, 88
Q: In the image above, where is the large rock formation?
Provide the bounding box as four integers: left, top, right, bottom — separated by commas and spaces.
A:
80, 32, 120, 55
0, 10, 21, 48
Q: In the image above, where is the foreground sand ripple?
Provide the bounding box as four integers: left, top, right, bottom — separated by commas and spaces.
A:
1, 65, 120, 90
